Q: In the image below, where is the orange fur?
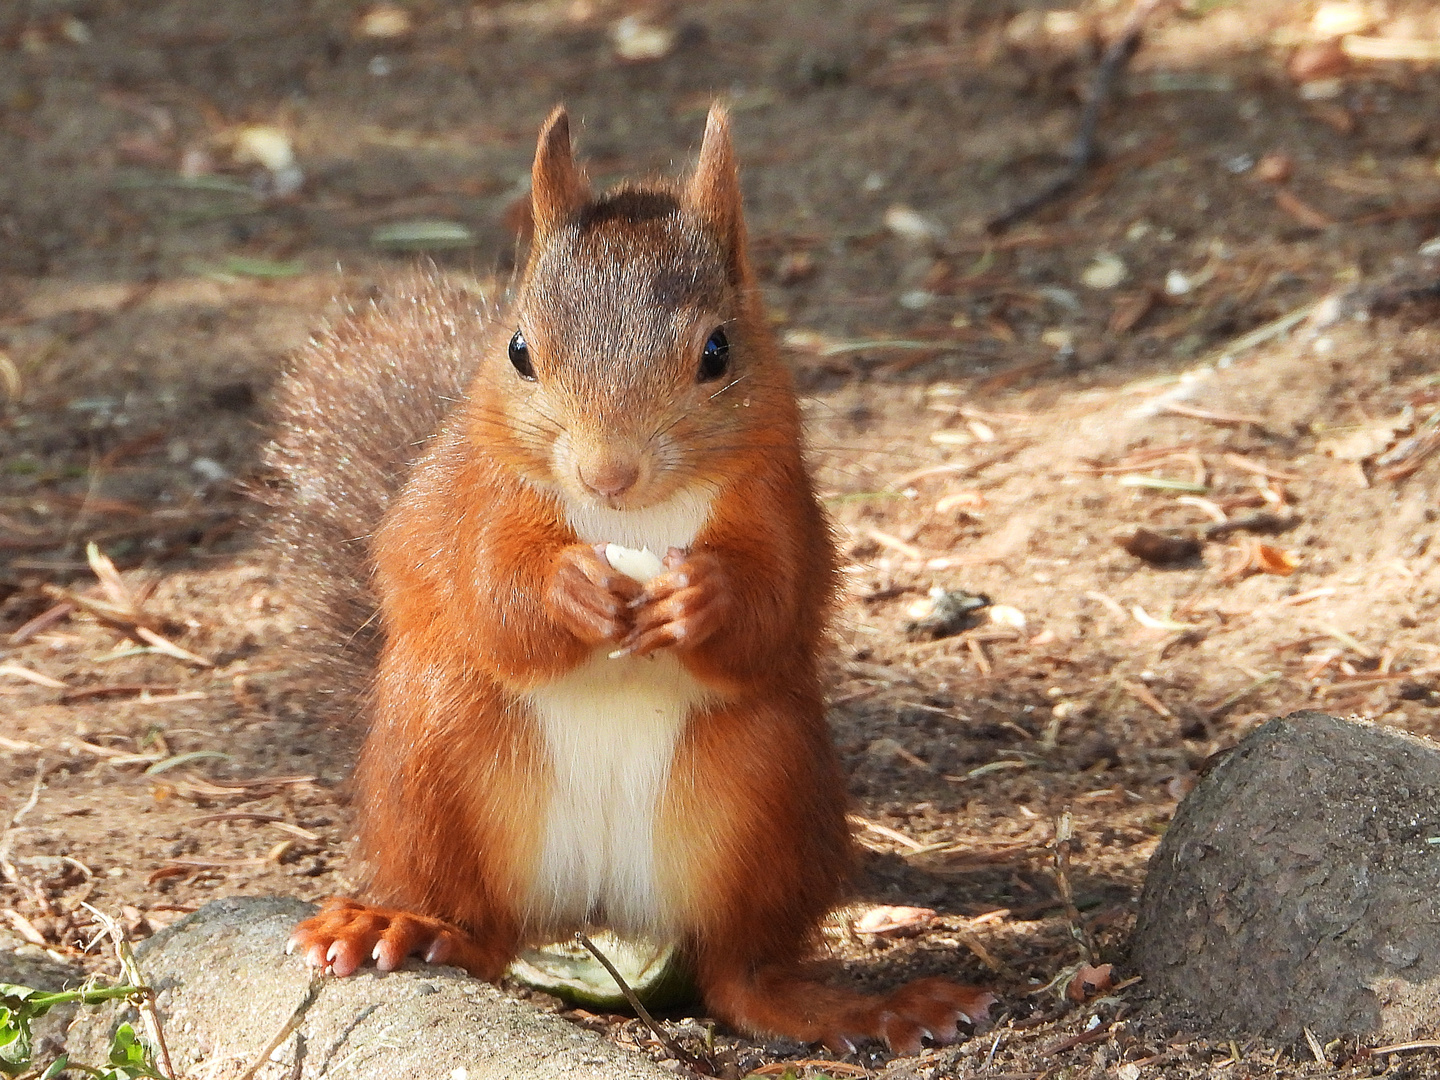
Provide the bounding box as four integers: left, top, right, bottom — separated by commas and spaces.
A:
280, 104, 994, 1051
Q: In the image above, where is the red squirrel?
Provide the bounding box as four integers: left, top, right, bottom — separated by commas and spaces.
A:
266, 105, 994, 1053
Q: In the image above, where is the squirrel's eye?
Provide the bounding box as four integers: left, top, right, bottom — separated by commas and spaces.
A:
698, 327, 730, 383
508, 330, 535, 380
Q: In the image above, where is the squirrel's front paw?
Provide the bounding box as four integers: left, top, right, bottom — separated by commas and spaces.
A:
289, 898, 465, 976
620, 548, 731, 657
546, 544, 642, 645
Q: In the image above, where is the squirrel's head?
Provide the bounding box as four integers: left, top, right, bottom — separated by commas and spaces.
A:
471, 105, 795, 517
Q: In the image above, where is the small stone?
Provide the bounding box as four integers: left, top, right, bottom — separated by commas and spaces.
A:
1080, 253, 1127, 290
231, 124, 295, 175
1298, 77, 1345, 100
612, 15, 675, 61
988, 605, 1026, 630
883, 204, 943, 245
1255, 152, 1293, 184
1164, 269, 1192, 296
357, 4, 412, 38
1311, 1, 1376, 38
191, 457, 230, 484
59, 16, 91, 44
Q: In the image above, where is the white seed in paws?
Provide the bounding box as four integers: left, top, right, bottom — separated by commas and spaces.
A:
604, 543, 664, 584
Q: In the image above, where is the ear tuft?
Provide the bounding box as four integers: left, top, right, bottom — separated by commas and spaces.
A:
531, 106, 591, 241
685, 104, 746, 270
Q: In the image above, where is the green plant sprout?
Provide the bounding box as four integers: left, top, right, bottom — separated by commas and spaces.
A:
0, 983, 169, 1080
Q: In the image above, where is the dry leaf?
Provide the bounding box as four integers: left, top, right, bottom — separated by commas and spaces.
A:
1254, 543, 1299, 576
1288, 41, 1351, 84
1066, 961, 1116, 1002
120, 904, 151, 937
855, 905, 937, 936
1306, 102, 1356, 133
935, 490, 986, 515
1320, 423, 1400, 462
1275, 188, 1336, 229
1108, 290, 1155, 334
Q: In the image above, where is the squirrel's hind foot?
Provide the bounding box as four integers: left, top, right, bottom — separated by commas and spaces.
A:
289, 897, 509, 980
704, 966, 996, 1055
865, 976, 998, 1055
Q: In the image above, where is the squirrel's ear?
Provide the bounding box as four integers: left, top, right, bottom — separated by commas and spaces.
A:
531, 106, 590, 241
685, 105, 748, 279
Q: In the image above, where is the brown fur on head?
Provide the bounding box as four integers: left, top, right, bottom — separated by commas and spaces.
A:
467, 105, 792, 516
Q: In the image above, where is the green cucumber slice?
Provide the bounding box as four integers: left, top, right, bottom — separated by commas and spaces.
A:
507, 932, 696, 1011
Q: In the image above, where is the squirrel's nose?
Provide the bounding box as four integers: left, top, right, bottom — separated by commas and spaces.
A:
579, 458, 640, 498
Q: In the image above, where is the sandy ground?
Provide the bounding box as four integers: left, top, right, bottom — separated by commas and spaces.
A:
3, 1, 1440, 1076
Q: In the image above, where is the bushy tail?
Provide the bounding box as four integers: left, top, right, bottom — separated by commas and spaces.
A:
256, 269, 502, 714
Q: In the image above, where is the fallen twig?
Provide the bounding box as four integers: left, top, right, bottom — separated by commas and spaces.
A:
84, 903, 177, 1080
1366, 1039, 1440, 1056
1222, 453, 1301, 482
8, 600, 77, 643
574, 931, 712, 1075
1206, 672, 1282, 719
135, 626, 215, 668
849, 814, 926, 851
0, 759, 45, 884
987, 0, 1166, 232
237, 978, 322, 1080
58, 683, 186, 703
749, 1062, 868, 1077
1041, 1020, 1115, 1055
1201, 512, 1300, 539
1051, 809, 1096, 962
0, 663, 68, 690
1160, 402, 1269, 428
39, 583, 162, 632
1121, 680, 1174, 719
866, 527, 930, 560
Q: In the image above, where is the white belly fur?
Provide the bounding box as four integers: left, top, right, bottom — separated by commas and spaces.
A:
522, 488, 714, 936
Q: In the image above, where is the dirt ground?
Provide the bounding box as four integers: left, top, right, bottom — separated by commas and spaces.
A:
3, 0, 1440, 1077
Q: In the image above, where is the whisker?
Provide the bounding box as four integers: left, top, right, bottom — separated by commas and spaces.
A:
707, 372, 750, 401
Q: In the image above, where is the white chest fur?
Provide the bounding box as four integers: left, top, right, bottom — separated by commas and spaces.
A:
522, 488, 714, 935
524, 651, 711, 935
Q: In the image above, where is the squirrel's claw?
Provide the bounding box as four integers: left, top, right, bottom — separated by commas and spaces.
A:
548, 544, 640, 645
622, 551, 730, 656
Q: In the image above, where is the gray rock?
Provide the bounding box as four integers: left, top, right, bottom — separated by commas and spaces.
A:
66, 896, 674, 1079
1132, 711, 1440, 1042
